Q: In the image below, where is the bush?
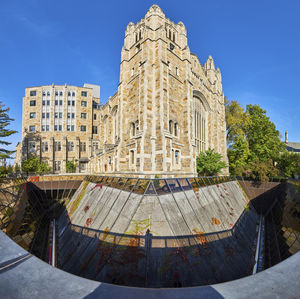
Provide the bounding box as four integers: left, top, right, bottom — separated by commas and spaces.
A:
197, 148, 227, 176
66, 161, 77, 173
21, 156, 51, 174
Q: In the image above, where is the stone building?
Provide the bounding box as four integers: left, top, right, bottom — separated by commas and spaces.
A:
92, 5, 227, 177
15, 5, 228, 177
15, 84, 101, 173
285, 131, 300, 153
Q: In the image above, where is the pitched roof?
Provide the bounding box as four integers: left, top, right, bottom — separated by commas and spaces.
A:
286, 142, 300, 152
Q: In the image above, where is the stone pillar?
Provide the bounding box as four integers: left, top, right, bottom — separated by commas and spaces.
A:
62, 136, 67, 173
88, 137, 92, 173
50, 137, 55, 173
76, 137, 80, 173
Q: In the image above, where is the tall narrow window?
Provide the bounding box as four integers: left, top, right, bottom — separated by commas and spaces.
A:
174, 122, 179, 137
80, 142, 86, 152
54, 161, 61, 171
92, 142, 99, 152
92, 126, 98, 134
169, 120, 173, 134
130, 150, 135, 165
28, 141, 35, 153
54, 141, 61, 151
194, 95, 207, 154
42, 142, 48, 152
175, 150, 179, 164
67, 141, 74, 151
131, 122, 135, 137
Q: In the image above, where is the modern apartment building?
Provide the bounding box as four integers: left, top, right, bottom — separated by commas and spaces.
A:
15, 83, 101, 173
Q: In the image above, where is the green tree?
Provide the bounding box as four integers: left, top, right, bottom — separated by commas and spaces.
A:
225, 99, 250, 145
21, 156, 39, 173
245, 104, 285, 162
37, 161, 51, 173
0, 165, 7, 177
0, 102, 17, 159
227, 135, 250, 176
21, 156, 51, 174
66, 160, 77, 173
225, 100, 285, 180
277, 152, 300, 178
197, 148, 227, 176
14, 163, 20, 173
7, 164, 13, 173
243, 157, 279, 182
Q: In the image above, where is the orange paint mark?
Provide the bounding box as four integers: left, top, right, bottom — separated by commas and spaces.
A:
211, 217, 221, 225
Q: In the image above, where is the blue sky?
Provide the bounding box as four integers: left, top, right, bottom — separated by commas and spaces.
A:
1, 0, 300, 161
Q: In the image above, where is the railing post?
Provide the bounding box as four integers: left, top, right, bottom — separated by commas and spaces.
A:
144, 229, 152, 287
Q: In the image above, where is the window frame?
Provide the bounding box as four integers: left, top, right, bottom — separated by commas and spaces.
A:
29, 112, 36, 119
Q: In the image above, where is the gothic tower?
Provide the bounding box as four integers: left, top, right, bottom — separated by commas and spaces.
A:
110, 5, 227, 176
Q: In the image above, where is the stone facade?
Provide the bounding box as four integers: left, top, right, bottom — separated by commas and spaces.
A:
92, 5, 227, 177
15, 5, 228, 177
15, 84, 101, 173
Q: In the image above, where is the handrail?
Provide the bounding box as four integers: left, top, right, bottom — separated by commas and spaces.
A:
252, 215, 264, 274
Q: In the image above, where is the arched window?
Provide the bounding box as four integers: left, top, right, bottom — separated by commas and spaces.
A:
111, 106, 118, 142
139, 30, 142, 40
193, 96, 207, 154
169, 120, 173, 134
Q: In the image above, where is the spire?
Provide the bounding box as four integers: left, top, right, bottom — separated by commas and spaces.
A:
145, 4, 165, 18
285, 130, 288, 143
205, 56, 215, 70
